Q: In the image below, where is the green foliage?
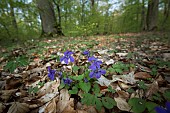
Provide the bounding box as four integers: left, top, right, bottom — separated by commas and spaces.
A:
108, 86, 116, 93
109, 62, 129, 74
146, 102, 157, 113
5, 55, 29, 72
81, 93, 116, 111
163, 89, 170, 101
128, 98, 146, 113
28, 81, 45, 95
137, 81, 147, 90
102, 97, 116, 109
79, 82, 91, 93
69, 86, 78, 94
152, 92, 163, 102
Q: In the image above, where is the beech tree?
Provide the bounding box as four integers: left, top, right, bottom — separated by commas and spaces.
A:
37, 0, 63, 36
146, 0, 159, 31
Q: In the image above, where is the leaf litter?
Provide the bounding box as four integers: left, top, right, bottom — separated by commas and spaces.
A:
0, 33, 170, 113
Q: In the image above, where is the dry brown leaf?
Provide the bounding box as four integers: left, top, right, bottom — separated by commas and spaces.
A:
62, 104, 76, 113
56, 89, 74, 113
5, 77, 22, 90
118, 81, 130, 90
146, 81, 159, 99
134, 72, 152, 79
38, 91, 59, 103
114, 97, 131, 111
116, 53, 128, 57
77, 110, 88, 113
117, 90, 130, 99
45, 98, 57, 113
7, 102, 29, 113
0, 89, 18, 102
0, 103, 5, 113
38, 79, 60, 97
163, 53, 170, 60
0, 81, 6, 90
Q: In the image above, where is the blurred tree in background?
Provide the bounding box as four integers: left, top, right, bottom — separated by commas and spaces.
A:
0, 0, 169, 43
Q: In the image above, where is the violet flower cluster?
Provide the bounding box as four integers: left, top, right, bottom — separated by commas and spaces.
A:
155, 102, 170, 113
88, 56, 106, 79
48, 50, 106, 85
83, 50, 106, 79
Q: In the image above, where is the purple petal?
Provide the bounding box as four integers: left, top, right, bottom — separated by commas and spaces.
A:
100, 69, 106, 75
65, 51, 73, 55
69, 56, 74, 62
89, 64, 97, 70
88, 56, 96, 62
155, 107, 168, 113
89, 71, 95, 78
166, 102, 170, 112
60, 56, 65, 62
95, 72, 101, 79
48, 66, 51, 71
96, 60, 102, 65
64, 58, 68, 64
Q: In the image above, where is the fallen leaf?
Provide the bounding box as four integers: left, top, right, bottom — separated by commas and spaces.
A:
96, 75, 113, 87
134, 72, 152, 79
56, 89, 74, 113
0, 89, 18, 102
114, 97, 131, 111
38, 79, 60, 97
163, 53, 170, 60
0, 103, 5, 113
6, 77, 22, 90
116, 53, 128, 57
7, 102, 29, 113
38, 91, 59, 103
39, 97, 58, 113
118, 81, 130, 90
0, 81, 6, 90
146, 81, 159, 99
105, 59, 115, 65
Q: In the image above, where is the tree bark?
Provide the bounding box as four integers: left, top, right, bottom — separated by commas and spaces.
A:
9, 0, 18, 39
53, 0, 64, 36
162, 0, 170, 26
37, 0, 58, 36
146, 0, 159, 31
141, 0, 147, 30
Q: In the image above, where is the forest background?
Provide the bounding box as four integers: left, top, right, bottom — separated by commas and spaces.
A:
0, 0, 170, 45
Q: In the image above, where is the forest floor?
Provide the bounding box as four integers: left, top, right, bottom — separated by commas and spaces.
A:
0, 32, 170, 113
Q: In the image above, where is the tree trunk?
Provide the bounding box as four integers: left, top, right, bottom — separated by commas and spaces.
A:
37, 0, 58, 36
141, 0, 147, 30
53, 0, 64, 36
162, 0, 170, 26
146, 0, 159, 31
9, 0, 18, 39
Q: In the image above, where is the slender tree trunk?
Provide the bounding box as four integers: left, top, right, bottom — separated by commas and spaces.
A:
146, 0, 159, 31
162, 0, 170, 26
9, 0, 18, 39
141, 0, 147, 30
81, 0, 86, 25
37, 0, 58, 36
53, 0, 64, 36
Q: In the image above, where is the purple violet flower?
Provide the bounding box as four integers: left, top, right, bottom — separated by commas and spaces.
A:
57, 71, 62, 78
88, 56, 102, 70
84, 78, 88, 83
155, 102, 170, 113
60, 51, 74, 64
48, 67, 56, 80
89, 68, 106, 79
63, 77, 72, 86
83, 50, 90, 57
